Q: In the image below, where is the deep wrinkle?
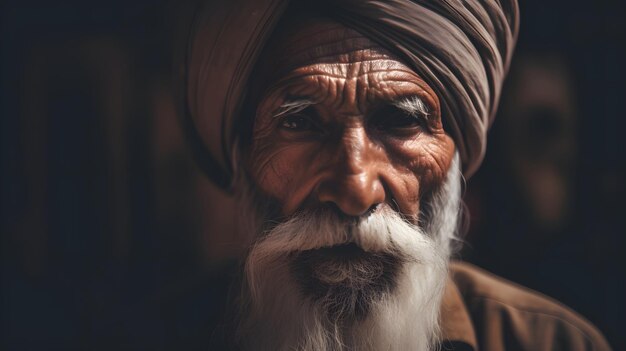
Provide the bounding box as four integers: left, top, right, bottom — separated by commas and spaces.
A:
247, 20, 455, 220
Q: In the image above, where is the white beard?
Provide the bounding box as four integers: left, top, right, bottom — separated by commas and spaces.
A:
234, 153, 462, 351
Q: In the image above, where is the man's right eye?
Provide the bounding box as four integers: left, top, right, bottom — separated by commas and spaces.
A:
279, 113, 318, 132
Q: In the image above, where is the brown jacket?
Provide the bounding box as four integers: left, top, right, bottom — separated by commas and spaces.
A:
441, 262, 612, 351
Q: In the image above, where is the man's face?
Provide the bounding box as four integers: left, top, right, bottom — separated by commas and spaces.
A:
246, 20, 455, 220
236, 19, 460, 351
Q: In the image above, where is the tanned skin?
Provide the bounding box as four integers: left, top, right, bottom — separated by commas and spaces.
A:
246, 20, 455, 222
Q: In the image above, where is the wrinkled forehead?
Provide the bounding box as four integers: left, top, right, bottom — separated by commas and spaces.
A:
255, 18, 402, 85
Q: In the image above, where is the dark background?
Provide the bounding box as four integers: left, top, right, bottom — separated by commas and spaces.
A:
2, 0, 625, 349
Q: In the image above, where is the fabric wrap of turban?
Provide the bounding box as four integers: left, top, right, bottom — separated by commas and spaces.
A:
185, 0, 519, 190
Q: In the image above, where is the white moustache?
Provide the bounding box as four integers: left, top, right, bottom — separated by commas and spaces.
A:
245, 205, 443, 299
251, 204, 437, 253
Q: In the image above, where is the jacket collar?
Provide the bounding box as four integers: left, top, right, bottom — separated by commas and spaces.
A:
439, 273, 478, 350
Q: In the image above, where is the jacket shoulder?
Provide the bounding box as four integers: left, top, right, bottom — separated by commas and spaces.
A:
449, 261, 612, 351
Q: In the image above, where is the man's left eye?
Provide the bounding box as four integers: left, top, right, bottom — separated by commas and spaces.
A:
370, 108, 426, 134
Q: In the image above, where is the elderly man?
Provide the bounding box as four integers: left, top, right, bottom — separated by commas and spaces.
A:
183, 0, 611, 350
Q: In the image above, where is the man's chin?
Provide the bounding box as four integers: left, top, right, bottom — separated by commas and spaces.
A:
290, 243, 404, 320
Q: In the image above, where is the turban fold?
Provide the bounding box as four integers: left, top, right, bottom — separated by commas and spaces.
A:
185, 0, 519, 190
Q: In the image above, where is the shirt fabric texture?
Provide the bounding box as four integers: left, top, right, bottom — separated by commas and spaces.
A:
442, 261, 612, 351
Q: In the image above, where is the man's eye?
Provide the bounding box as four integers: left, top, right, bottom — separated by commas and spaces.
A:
371, 109, 426, 133
279, 114, 317, 131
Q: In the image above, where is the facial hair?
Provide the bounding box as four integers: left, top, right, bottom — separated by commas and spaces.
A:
233, 152, 462, 351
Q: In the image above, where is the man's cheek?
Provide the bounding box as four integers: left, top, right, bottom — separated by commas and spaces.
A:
250, 143, 305, 198
405, 139, 455, 188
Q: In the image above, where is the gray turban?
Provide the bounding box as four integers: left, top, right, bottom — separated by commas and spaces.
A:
185, 0, 519, 189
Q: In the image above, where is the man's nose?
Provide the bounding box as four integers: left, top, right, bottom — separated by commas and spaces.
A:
316, 126, 386, 216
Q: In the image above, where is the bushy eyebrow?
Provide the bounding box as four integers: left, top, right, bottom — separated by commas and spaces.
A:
392, 96, 431, 117
271, 98, 317, 119
271, 96, 430, 120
